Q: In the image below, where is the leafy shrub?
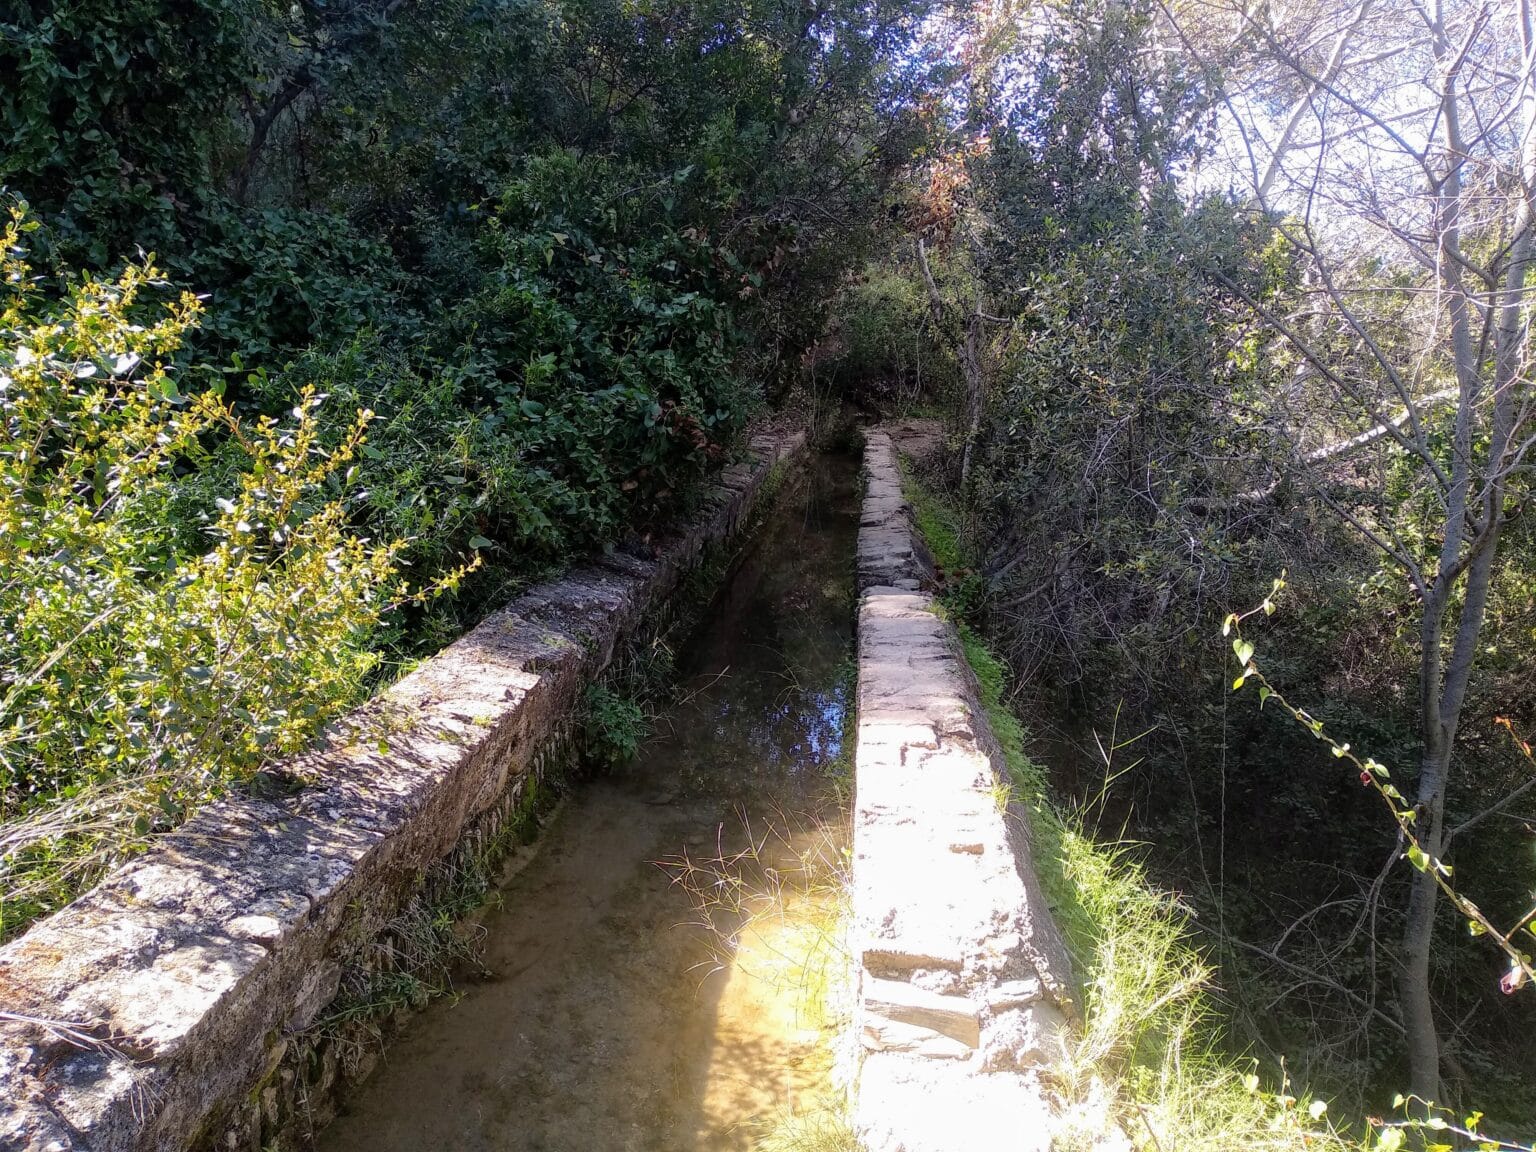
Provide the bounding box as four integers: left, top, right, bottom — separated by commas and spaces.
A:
174, 205, 422, 373
457, 150, 749, 508
0, 205, 448, 937
820, 263, 957, 409
0, 0, 254, 265
581, 683, 648, 768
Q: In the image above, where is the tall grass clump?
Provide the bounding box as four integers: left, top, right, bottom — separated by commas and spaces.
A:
0, 205, 466, 939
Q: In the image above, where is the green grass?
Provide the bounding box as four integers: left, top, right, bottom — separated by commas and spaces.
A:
901, 467, 1359, 1152
901, 458, 965, 573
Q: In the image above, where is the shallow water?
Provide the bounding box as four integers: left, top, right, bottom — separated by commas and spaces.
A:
317, 453, 861, 1152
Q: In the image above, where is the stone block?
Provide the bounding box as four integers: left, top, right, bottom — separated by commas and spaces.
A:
863, 978, 980, 1048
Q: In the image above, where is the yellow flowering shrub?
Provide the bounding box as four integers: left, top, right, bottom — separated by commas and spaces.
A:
0, 205, 448, 937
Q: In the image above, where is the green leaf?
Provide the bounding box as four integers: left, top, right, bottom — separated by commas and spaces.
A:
1406, 844, 1430, 872
1232, 639, 1254, 666
467, 535, 494, 549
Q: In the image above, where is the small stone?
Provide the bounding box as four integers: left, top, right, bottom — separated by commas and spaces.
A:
861, 1017, 973, 1060
981, 1001, 1071, 1071
986, 978, 1043, 1009
226, 915, 282, 944
864, 977, 980, 1048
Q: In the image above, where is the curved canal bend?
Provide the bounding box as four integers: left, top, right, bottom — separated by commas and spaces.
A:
319, 452, 861, 1152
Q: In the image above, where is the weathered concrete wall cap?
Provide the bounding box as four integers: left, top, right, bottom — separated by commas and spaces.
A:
0, 431, 804, 1152
851, 429, 1075, 1152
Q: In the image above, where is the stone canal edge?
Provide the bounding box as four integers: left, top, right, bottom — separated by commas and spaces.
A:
851, 427, 1079, 1152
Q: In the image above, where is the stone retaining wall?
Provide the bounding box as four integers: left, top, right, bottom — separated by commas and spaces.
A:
852, 429, 1076, 1152
0, 431, 804, 1152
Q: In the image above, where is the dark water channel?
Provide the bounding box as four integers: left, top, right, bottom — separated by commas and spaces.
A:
319, 452, 861, 1152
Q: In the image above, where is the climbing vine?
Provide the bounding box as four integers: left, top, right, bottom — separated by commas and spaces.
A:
1226, 577, 1536, 995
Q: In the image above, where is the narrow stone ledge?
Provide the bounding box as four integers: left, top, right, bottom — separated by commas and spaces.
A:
850, 429, 1076, 1152
0, 431, 805, 1152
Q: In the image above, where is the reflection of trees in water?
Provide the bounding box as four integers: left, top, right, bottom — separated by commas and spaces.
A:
653, 453, 859, 792
659, 587, 853, 785
664, 676, 848, 785
686, 602, 852, 778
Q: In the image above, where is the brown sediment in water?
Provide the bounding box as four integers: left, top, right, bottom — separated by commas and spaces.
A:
316, 453, 861, 1152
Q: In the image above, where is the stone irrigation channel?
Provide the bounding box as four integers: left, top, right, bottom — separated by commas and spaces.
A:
0, 431, 805, 1152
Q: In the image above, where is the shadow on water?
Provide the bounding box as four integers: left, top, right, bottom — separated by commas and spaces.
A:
317, 452, 862, 1152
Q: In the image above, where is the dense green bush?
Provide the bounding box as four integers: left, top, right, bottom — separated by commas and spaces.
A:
175, 205, 421, 372
816, 261, 958, 411
0, 206, 465, 937
971, 204, 1299, 693
0, 0, 253, 264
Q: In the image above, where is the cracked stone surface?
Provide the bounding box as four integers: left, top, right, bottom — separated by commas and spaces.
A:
851, 430, 1077, 1152
0, 432, 804, 1152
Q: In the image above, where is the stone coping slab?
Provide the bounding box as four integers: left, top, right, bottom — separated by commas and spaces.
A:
0, 431, 804, 1152
852, 430, 1076, 1152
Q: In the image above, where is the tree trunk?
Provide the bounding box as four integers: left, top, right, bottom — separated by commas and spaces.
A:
1400, 743, 1447, 1104
959, 301, 984, 490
